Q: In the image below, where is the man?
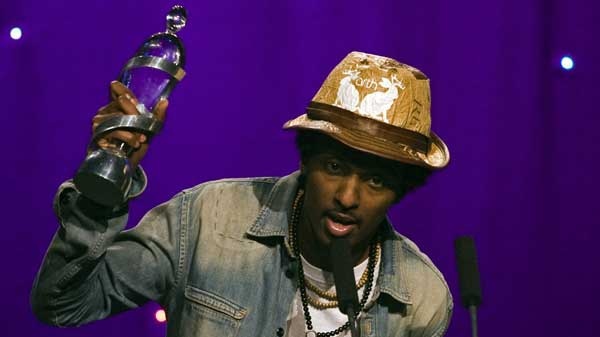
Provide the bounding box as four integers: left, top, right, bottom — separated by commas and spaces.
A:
32, 51, 452, 337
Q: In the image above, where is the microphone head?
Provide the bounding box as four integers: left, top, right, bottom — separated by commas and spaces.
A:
454, 236, 482, 308
330, 237, 360, 314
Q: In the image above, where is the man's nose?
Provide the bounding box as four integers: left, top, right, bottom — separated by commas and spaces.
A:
335, 175, 360, 210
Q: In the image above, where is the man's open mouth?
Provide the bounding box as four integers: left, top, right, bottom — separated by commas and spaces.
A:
324, 212, 358, 237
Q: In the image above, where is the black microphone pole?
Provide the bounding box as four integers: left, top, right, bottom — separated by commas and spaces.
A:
330, 237, 360, 337
454, 236, 482, 337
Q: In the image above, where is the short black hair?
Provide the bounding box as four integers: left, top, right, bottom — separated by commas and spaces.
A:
295, 130, 433, 201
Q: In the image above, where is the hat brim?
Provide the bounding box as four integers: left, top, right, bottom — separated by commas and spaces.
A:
283, 114, 450, 169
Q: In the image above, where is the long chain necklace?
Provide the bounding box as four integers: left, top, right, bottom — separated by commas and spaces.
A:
289, 189, 377, 337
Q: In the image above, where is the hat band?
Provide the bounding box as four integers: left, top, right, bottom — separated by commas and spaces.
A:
306, 101, 430, 154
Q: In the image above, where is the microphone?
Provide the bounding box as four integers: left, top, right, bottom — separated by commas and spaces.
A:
454, 236, 482, 337
330, 237, 360, 337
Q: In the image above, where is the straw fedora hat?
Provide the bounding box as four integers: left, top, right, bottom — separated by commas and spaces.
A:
283, 51, 449, 169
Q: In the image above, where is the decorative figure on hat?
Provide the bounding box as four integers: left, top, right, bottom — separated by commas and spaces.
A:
73, 5, 188, 207
334, 70, 361, 112
358, 74, 405, 123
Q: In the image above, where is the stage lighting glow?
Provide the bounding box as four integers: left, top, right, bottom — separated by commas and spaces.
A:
155, 309, 167, 323
10, 27, 22, 40
560, 56, 574, 70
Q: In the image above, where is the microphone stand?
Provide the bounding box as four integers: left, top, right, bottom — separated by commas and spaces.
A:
454, 236, 482, 337
469, 305, 478, 337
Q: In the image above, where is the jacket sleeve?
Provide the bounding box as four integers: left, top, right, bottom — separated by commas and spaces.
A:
409, 276, 453, 337
30, 179, 183, 327
423, 291, 453, 337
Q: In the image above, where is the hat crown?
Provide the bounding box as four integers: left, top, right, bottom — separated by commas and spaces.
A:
312, 51, 432, 137
283, 51, 449, 169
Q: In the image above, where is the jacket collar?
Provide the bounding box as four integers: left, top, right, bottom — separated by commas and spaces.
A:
246, 171, 412, 305
246, 171, 299, 238
377, 220, 412, 304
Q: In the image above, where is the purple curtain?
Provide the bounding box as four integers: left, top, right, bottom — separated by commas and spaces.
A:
2, 0, 598, 336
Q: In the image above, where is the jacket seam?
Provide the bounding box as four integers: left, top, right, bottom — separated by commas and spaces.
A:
182, 178, 277, 195
52, 230, 107, 327
173, 191, 188, 300
184, 285, 247, 320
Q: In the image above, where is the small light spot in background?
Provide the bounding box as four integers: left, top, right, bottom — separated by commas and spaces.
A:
560, 56, 574, 71
155, 309, 167, 323
10, 27, 22, 40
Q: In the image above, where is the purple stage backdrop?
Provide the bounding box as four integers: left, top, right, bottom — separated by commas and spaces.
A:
2, 0, 598, 336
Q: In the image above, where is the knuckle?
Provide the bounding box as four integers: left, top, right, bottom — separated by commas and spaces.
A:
113, 131, 132, 140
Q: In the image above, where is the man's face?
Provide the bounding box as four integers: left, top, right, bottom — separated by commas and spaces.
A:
298, 145, 397, 268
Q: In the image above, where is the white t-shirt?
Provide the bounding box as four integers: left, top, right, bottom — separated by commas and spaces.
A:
285, 252, 381, 337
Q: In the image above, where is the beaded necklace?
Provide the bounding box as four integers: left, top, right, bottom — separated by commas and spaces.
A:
303, 242, 380, 310
289, 189, 378, 337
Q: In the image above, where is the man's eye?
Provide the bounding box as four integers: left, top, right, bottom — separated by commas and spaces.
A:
325, 161, 342, 174
368, 176, 385, 188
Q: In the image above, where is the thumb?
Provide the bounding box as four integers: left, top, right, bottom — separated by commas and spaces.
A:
153, 98, 169, 122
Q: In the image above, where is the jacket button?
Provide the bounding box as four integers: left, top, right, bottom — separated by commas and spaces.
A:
285, 268, 295, 279
276, 327, 285, 336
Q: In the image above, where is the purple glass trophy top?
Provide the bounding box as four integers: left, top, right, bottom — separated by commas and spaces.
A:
121, 68, 171, 113
118, 5, 187, 113
166, 5, 187, 34
138, 34, 183, 64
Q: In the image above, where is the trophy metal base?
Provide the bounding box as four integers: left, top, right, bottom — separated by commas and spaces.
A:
74, 147, 133, 207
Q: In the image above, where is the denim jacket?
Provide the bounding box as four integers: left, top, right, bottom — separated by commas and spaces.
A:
31, 171, 452, 337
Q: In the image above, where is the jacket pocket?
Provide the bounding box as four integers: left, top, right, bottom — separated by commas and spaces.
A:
182, 285, 247, 336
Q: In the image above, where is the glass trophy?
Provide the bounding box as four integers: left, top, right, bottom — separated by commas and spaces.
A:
74, 5, 187, 207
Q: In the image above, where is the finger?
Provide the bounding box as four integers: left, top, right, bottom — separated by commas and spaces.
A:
95, 101, 122, 116
97, 138, 143, 154
100, 130, 142, 149
94, 121, 147, 146
92, 112, 122, 130
116, 93, 140, 116
129, 143, 149, 169
152, 98, 169, 122
109, 81, 136, 102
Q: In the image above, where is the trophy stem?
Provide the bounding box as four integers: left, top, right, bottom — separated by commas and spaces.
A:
75, 147, 132, 207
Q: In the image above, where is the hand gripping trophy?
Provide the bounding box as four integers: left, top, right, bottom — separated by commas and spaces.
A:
75, 5, 187, 207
